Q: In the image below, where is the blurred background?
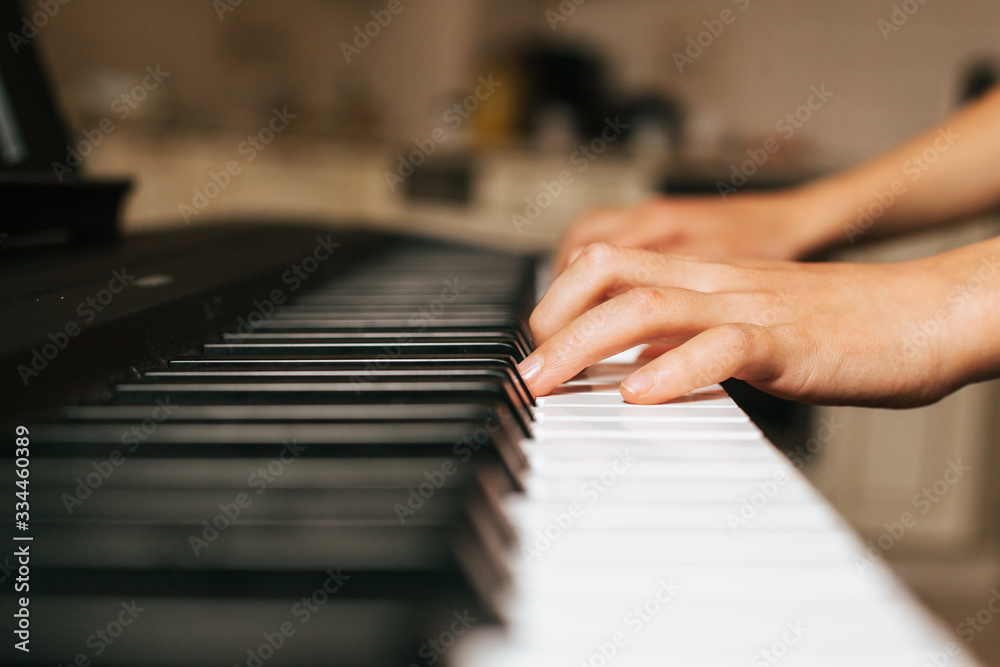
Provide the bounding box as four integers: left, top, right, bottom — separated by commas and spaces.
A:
29, 0, 1000, 661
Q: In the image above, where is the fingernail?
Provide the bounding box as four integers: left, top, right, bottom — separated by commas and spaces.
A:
517, 354, 543, 383
621, 372, 652, 397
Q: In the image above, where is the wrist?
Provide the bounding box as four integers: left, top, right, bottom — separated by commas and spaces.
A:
781, 179, 858, 257
933, 240, 1000, 388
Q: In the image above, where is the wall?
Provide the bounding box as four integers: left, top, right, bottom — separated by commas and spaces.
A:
34, 0, 482, 141
35, 0, 1000, 170
496, 0, 1000, 167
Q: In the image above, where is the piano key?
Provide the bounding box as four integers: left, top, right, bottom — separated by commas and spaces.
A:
33, 455, 517, 555
510, 562, 897, 603
520, 459, 797, 480
142, 367, 534, 410
161, 357, 535, 407
31, 515, 505, 576
289, 293, 526, 308
507, 500, 843, 532
142, 367, 525, 384
531, 422, 760, 439
536, 412, 749, 423
522, 441, 783, 461
225, 329, 533, 357
537, 392, 736, 407
520, 478, 821, 504
508, 529, 862, 565
225, 328, 526, 338
58, 402, 508, 423
25, 596, 427, 667
204, 340, 526, 362
113, 379, 533, 437
273, 304, 519, 314
30, 421, 528, 487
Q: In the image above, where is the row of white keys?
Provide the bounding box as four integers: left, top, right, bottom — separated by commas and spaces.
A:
454, 358, 982, 667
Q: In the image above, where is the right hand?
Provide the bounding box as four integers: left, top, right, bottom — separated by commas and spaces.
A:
552, 191, 835, 274
523, 239, 997, 408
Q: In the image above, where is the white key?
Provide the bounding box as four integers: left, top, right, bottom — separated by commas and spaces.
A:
454, 359, 981, 667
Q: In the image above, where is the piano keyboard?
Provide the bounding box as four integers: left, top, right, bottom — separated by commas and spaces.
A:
456, 356, 982, 666
2, 232, 980, 666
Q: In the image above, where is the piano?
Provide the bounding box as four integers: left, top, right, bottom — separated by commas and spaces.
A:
0, 1, 983, 662
0, 224, 984, 666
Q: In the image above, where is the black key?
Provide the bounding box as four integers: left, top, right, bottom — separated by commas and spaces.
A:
204, 340, 525, 362
58, 402, 504, 423
162, 358, 535, 408
30, 419, 528, 488
8, 596, 427, 666
143, 366, 534, 412
221, 331, 531, 358
168, 355, 535, 405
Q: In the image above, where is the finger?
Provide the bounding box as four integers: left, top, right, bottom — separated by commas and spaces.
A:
564, 246, 585, 269
620, 323, 781, 404
613, 226, 682, 254
530, 243, 743, 345
603, 203, 680, 251
518, 287, 724, 397
552, 209, 627, 274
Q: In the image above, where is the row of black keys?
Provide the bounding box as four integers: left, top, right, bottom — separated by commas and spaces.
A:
10, 243, 538, 666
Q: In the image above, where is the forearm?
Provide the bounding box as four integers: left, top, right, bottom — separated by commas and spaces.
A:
794, 87, 1000, 251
